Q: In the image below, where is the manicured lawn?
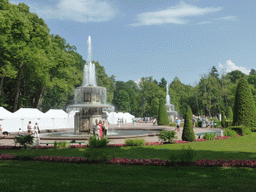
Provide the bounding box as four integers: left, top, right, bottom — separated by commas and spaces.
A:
1, 133, 256, 161
0, 160, 256, 191
1, 133, 256, 191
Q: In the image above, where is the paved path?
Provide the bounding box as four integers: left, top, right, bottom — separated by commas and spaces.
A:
0, 123, 223, 146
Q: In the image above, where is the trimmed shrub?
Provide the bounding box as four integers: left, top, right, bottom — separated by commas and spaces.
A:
233, 77, 256, 128
221, 111, 226, 128
84, 148, 111, 163
229, 126, 252, 136
203, 133, 216, 140
14, 135, 34, 149
213, 118, 221, 127
125, 138, 146, 146
227, 106, 233, 120
158, 130, 177, 142
182, 105, 195, 142
89, 136, 109, 148
225, 120, 233, 127
157, 100, 170, 125
224, 128, 237, 138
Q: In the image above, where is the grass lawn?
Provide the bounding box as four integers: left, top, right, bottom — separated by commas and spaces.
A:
0, 160, 256, 192
0, 133, 256, 191
1, 133, 256, 161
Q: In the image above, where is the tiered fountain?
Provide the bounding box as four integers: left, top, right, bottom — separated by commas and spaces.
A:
165, 83, 178, 122
66, 36, 114, 134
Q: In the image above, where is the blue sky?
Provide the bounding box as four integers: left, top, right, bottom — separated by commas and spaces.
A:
9, 0, 256, 86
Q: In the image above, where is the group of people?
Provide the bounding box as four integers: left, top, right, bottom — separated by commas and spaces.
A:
92, 119, 108, 139
26, 121, 40, 138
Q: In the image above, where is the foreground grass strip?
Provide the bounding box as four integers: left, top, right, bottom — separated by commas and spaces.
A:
0, 160, 256, 191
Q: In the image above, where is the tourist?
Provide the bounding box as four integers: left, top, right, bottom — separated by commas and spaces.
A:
18, 128, 22, 136
153, 118, 157, 126
27, 121, 32, 135
175, 118, 181, 132
133, 118, 136, 126
34, 122, 40, 138
192, 115, 196, 128
102, 121, 108, 137
208, 119, 214, 129
99, 120, 103, 139
117, 118, 120, 127
92, 119, 98, 136
202, 115, 206, 128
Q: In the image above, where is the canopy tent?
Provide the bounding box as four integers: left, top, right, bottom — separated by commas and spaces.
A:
0, 107, 14, 119
45, 109, 68, 118
44, 109, 69, 131
106, 112, 135, 124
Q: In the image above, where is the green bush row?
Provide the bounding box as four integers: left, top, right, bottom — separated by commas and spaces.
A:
203, 133, 216, 140
125, 138, 146, 146
228, 126, 251, 136
158, 130, 177, 143
89, 136, 109, 148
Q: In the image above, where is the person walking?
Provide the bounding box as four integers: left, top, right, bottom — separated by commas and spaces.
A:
27, 121, 32, 135
102, 121, 108, 137
34, 122, 40, 138
99, 120, 103, 139
192, 115, 196, 128
175, 118, 181, 132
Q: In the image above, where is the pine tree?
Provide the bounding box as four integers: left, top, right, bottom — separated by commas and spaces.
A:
182, 105, 195, 141
157, 100, 170, 125
233, 77, 256, 128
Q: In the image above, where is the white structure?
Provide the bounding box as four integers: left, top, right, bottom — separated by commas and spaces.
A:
106, 112, 135, 124
0, 107, 75, 133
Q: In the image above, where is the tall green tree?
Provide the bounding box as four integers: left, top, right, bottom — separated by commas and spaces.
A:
182, 105, 195, 141
233, 77, 256, 128
157, 100, 169, 125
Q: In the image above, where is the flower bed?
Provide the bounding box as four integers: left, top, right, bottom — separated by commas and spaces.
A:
195, 159, 256, 168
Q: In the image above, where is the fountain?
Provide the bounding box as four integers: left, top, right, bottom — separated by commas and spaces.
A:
66, 36, 114, 134
165, 83, 178, 122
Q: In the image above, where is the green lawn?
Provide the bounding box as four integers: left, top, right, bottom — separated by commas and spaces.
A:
0, 160, 256, 192
1, 133, 256, 161
1, 133, 256, 191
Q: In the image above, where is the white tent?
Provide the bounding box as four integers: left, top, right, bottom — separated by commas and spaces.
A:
0, 107, 14, 119
13, 108, 45, 132
44, 109, 69, 131
106, 112, 135, 124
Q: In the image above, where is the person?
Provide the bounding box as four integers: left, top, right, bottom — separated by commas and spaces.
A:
18, 128, 22, 136
98, 120, 103, 139
0, 124, 2, 137
153, 118, 157, 126
27, 121, 32, 135
102, 121, 108, 137
117, 118, 120, 128
34, 122, 40, 138
192, 115, 196, 128
92, 119, 98, 136
133, 118, 136, 126
175, 118, 181, 132
202, 115, 206, 128
208, 119, 214, 128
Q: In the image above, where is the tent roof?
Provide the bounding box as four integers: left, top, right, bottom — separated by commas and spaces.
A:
45, 109, 68, 118
0, 107, 14, 119
14, 108, 45, 118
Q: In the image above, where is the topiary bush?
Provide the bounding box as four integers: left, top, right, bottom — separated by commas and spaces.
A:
203, 133, 216, 140
158, 130, 177, 143
182, 105, 195, 142
125, 138, 146, 146
157, 100, 170, 125
227, 106, 233, 121
233, 77, 256, 129
89, 136, 109, 148
14, 135, 34, 149
221, 111, 226, 128
224, 128, 237, 138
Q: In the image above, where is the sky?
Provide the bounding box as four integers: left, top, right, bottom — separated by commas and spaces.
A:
9, 0, 256, 86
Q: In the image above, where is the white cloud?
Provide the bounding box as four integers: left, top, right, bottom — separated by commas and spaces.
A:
131, 2, 222, 27
10, 0, 117, 23
219, 60, 250, 75
216, 16, 236, 21
197, 21, 210, 25
134, 78, 141, 86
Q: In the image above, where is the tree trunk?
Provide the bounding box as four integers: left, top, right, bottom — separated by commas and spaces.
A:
14, 62, 24, 111
37, 86, 45, 110
0, 76, 4, 97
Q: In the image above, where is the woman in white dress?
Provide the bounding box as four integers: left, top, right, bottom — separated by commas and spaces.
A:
34, 122, 40, 138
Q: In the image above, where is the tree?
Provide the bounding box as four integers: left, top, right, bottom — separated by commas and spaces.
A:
221, 111, 226, 128
210, 66, 219, 79
157, 100, 169, 125
226, 106, 233, 121
112, 90, 130, 112
182, 105, 195, 141
227, 70, 246, 84
158, 77, 167, 89
233, 77, 256, 128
